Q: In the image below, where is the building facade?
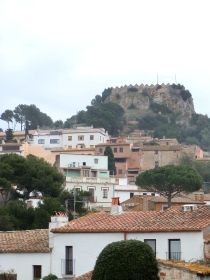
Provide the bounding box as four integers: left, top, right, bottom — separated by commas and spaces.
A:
31, 127, 109, 150
60, 154, 117, 209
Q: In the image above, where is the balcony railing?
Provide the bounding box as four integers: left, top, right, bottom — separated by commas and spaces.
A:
166, 252, 182, 260
61, 259, 74, 276
66, 176, 117, 184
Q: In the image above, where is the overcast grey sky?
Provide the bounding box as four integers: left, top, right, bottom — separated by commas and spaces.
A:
0, 0, 210, 129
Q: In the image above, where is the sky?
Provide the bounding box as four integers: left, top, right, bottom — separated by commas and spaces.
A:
0, 0, 210, 129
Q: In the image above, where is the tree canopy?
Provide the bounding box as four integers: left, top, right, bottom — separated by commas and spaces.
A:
104, 146, 116, 175
92, 240, 159, 280
0, 154, 64, 198
1, 104, 54, 131
136, 165, 202, 207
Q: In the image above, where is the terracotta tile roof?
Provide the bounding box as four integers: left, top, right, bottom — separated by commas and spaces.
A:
121, 195, 204, 206
149, 195, 204, 204
0, 229, 50, 253
159, 260, 210, 276
73, 272, 92, 280
51, 205, 210, 233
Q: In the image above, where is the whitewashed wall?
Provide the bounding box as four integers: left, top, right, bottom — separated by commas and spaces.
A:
0, 253, 50, 280
60, 154, 108, 170
51, 230, 204, 278
51, 232, 123, 278
32, 128, 109, 149
128, 231, 203, 261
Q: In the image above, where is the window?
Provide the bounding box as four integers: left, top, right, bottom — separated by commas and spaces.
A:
99, 148, 103, 153
68, 146, 72, 149
130, 192, 134, 198
88, 188, 95, 202
68, 136, 72, 141
155, 161, 159, 168
168, 239, 181, 260
94, 158, 99, 164
115, 158, 126, 163
143, 192, 147, 196
33, 265, 41, 280
102, 188, 108, 199
83, 162, 86, 166
38, 139, 45, 144
50, 139, 60, 144
65, 246, 73, 275
119, 147, 123, 153
118, 169, 123, 175
90, 135, 94, 140
82, 169, 89, 177
144, 239, 156, 256
78, 135, 84, 141
113, 147, 117, 153
2, 145, 19, 151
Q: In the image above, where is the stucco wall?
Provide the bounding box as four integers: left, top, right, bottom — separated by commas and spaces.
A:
51, 231, 204, 278
0, 253, 50, 280
129, 231, 203, 261
51, 232, 123, 278
60, 154, 108, 170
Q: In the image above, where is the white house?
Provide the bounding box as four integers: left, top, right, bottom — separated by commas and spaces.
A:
50, 205, 210, 278
60, 154, 117, 209
31, 126, 109, 150
114, 177, 159, 202
0, 229, 51, 280
1, 206, 210, 279
0, 143, 23, 156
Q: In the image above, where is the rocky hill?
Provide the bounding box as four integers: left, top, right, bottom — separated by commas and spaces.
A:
103, 83, 195, 127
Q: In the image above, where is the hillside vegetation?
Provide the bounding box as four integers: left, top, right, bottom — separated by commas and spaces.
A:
1, 84, 210, 151
68, 84, 210, 151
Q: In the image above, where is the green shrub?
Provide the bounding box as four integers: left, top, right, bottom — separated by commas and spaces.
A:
42, 273, 58, 280
92, 240, 159, 280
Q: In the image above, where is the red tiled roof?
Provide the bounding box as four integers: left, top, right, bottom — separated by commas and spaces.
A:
0, 229, 50, 253
149, 195, 204, 204
51, 205, 210, 233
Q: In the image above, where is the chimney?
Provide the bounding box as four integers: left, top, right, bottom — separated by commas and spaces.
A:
49, 212, 68, 248
111, 197, 123, 215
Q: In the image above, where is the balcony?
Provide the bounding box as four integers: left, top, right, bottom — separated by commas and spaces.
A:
166, 252, 181, 260
66, 176, 117, 184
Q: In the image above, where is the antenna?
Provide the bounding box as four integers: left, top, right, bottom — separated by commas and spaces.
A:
175, 74, 177, 84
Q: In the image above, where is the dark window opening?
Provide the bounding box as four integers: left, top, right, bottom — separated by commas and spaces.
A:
33, 265, 41, 280
168, 239, 181, 260
144, 239, 156, 256
65, 246, 73, 275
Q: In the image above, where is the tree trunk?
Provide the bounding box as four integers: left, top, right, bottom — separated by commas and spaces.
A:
168, 193, 172, 208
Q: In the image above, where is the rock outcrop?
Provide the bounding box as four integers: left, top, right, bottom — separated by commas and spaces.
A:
103, 84, 195, 125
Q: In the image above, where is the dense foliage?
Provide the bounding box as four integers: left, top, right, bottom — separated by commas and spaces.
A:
0, 154, 92, 230
138, 108, 210, 151
92, 240, 159, 280
179, 155, 210, 186
136, 165, 202, 207
104, 146, 116, 175
1, 104, 53, 130
0, 154, 64, 199
64, 102, 124, 136
42, 274, 58, 280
